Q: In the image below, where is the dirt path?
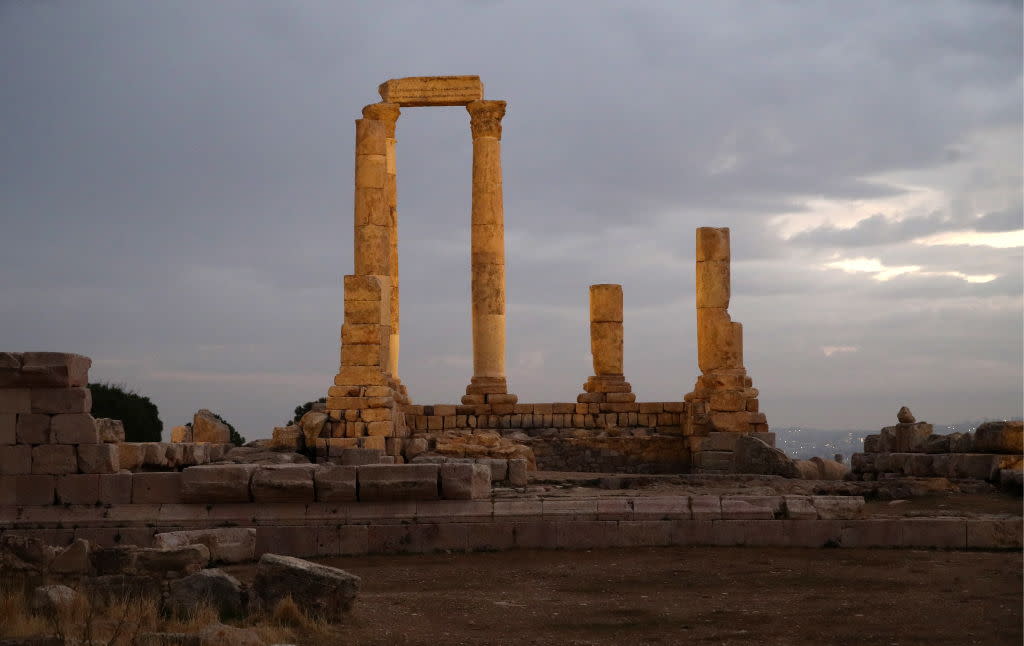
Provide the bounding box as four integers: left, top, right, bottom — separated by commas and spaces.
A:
271, 546, 1021, 645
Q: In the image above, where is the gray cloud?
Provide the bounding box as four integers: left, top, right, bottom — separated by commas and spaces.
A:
0, 1, 1020, 434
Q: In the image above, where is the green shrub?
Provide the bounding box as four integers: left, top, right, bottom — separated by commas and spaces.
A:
88, 382, 163, 442
288, 397, 326, 426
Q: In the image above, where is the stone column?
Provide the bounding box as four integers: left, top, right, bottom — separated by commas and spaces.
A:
579, 284, 634, 403
463, 100, 516, 405
362, 103, 402, 379
695, 227, 742, 373
353, 117, 390, 279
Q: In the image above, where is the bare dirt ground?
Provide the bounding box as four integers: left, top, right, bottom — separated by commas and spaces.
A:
227, 546, 1022, 646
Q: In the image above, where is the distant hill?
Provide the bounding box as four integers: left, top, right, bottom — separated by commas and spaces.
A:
773, 417, 1022, 462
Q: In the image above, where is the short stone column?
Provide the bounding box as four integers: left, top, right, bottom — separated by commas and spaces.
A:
462, 100, 516, 405
362, 103, 403, 383
684, 227, 768, 473
579, 284, 635, 403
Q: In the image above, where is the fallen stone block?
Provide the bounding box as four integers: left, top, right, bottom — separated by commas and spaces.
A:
154, 528, 257, 564
358, 464, 439, 501
735, 435, 799, 477
182, 464, 257, 503
253, 553, 361, 620
440, 462, 491, 500
30, 584, 81, 617
167, 568, 244, 618
251, 464, 316, 503
192, 409, 231, 444
134, 544, 210, 577
314, 465, 357, 502
49, 538, 90, 574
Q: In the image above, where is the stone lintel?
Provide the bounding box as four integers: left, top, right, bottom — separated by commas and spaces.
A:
378, 76, 483, 107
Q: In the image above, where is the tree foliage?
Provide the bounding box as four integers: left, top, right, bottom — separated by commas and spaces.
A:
288, 397, 326, 426
88, 382, 163, 443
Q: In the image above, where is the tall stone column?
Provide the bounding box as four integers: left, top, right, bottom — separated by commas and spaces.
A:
353, 117, 390, 279
362, 103, 402, 380
578, 284, 635, 403
463, 100, 516, 405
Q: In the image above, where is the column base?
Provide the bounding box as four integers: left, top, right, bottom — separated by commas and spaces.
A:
462, 376, 517, 405
577, 375, 634, 403
682, 368, 766, 436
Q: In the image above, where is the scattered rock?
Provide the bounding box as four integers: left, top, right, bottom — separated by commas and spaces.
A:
30, 584, 80, 616
49, 538, 90, 574
154, 528, 256, 564
733, 435, 799, 478
134, 544, 210, 577
192, 409, 231, 444
167, 569, 244, 618
897, 406, 915, 424
253, 553, 360, 620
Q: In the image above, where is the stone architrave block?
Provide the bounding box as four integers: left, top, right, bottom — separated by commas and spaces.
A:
440, 463, 491, 500
132, 472, 184, 504
30, 388, 92, 415
251, 464, 316, 503
15, 413, 50, 445
358, 464, 439, 501
182, 465, 257, 503
378, 75, 483, 107
51, 414, 99, 444
782, 495, 817, 520
31, 445, 77, 475
690, 495, 722, 520
721, 496, 781, 520
55, 474, 100, 505
154, 528, 257, 564
77, 444, 118, 474
0, 389, 31, 414
314, 465, 358, 502
0, 413, 15, 445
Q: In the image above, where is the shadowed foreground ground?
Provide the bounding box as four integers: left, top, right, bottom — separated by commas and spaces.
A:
227, 546, 1022, 645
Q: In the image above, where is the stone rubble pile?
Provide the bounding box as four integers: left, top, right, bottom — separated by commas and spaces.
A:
851, 409, 1022, 486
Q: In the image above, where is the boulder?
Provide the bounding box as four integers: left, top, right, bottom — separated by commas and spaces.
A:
299, 411, 329, 447
154, 528, 256, 564
192, 410, 231, 444
733, 435, 799, 478
167, 569, 244, 618
810, 456, 850, 480
253, 553, 360, 620
49, 538, 90, 574
973, 421, 1023, 454
30, 584, 80, 616
170, 425, 192, 443
897, 406, 915, 424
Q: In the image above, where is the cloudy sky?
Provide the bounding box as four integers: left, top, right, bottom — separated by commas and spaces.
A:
2, 1, 1021, 438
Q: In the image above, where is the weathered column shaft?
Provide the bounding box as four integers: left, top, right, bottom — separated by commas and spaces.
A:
353, 118, 390, 278
467, 100, 508, 382
695, 227, 743, 373
363, 103, 402, 378
590, 284, 624, 376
